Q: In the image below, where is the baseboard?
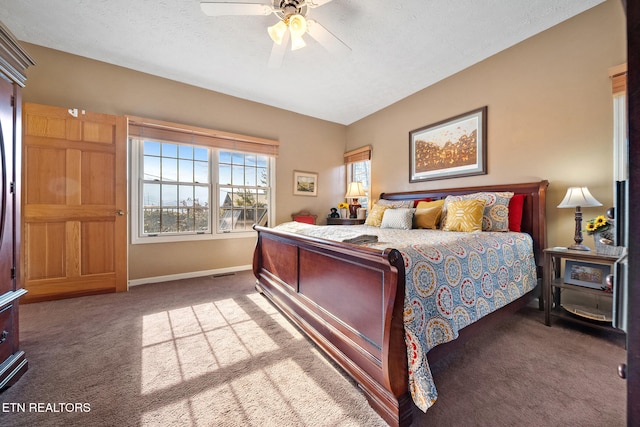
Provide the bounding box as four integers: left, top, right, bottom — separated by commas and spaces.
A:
128, 265, 252, 287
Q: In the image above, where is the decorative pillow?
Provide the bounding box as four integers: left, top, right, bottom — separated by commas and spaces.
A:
442, 199, 485, 232
412, 198, 433, 208
415, 199, 445, 210
381, 208, 415, 230
442, 192, 514, 231
508, 194, 526, 232
377, 199, 414, 208
364, 204, 389, 227
413, 206, 443, 229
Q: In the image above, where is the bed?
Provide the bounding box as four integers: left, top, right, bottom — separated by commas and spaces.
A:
252, 181, 548, 426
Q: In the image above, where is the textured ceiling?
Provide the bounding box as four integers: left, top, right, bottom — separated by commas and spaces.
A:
1, 0, 604, 125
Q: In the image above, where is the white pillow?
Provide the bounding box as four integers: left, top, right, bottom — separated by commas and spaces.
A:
380, 208, 415, 230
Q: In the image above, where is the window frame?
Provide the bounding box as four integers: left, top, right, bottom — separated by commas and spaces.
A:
344, 146, 372, 210
128, 117, 277, 245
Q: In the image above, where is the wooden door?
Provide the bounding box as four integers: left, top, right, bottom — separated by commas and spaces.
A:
22, 103, 127, 302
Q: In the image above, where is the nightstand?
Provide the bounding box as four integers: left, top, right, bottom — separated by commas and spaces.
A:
326, 217, 365, 225
543, 247, 623, 333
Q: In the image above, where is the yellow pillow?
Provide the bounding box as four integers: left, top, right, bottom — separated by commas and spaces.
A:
416, 199, 445, 210
364, 204, 389, 227
413, 206, 443, 229
442, 199, 485, 232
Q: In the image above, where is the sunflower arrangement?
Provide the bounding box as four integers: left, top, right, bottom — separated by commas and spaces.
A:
584, 215, 611, 235
337, 202, 349, 209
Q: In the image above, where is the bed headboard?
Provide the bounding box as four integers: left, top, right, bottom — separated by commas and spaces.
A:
379, 180, 549, 267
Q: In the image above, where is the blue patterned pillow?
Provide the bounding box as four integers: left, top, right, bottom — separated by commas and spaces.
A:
377, 199, 414, 208
381, 208, 415, 230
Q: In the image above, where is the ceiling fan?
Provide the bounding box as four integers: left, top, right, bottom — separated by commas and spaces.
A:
200, 1, 351, 68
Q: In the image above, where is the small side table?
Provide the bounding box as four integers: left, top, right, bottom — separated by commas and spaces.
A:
543, 247, 622, 333
326, 217, 365, 225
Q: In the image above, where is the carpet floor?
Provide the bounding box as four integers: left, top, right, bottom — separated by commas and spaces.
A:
0, 270, 626, 426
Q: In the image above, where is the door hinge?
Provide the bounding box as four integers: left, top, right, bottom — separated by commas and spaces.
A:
9, 182, 14, 193
10, 267, 15, 279
10, 95, 15, 107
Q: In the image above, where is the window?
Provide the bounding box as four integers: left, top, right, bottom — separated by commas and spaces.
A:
141, 141, 210, 235
129, 117, 278, 243
344, 146, 371, 209
218, 151, 270, 232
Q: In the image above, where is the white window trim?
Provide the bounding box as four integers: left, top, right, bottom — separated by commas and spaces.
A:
129, 138, 276, 245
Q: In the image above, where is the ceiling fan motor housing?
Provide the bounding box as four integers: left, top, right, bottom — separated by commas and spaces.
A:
273, 0, 308, 20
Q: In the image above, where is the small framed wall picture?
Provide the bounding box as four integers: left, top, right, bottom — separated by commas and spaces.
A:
564, 260, 611, 290
293, 170, 318, 196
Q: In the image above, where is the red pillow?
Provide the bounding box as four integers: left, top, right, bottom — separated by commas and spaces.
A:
509, 194, 525, 232
413, 198, 433, 208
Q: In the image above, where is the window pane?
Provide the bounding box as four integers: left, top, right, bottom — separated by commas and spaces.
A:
194, 161, 208, 183
162, 157, 178, 182
162, 184, 178, 207
144, 156, 161, 181
194, 147, 208, 162
179, 185, 193, 207
219, 164, 231, 185
143, 183, 160, 207
143, 140, 161, 156
162, 143, 177, 158
245, 167, 256, 186
231, 152, 244, 165
219, 151, 232, 164
143, 208, 161, 234
246, 154, 257, 166
161, 208, 178, 232
257, 155, 268, 168
178, 145, 193, 160
232, 165, 244, 185
257, 167, 268, 187
179, 159, 193, 183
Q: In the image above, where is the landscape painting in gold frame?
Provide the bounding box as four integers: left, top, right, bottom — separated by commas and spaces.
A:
293, 170, 318, 196
409, 106, 487, 182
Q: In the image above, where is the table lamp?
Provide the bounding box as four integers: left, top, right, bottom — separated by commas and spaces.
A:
557, 186, 602, 251
345, 182, 366, 218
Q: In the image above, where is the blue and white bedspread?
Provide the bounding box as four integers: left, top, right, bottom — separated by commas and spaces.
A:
272, 222, 538, 412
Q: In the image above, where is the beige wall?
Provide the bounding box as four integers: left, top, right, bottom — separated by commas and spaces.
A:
18, 0, 626, 282
21, 43, 347, 281
347, 0, 626, 249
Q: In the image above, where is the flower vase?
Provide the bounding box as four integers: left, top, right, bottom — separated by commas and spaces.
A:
593, 227, 615, 254
339, 208, 348, 219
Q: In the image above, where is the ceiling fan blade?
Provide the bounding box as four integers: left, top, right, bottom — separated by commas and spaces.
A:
268, 31, 290, 69
306, 20, 351, 57
200, 2, 273, 16
306, 0, 335, 7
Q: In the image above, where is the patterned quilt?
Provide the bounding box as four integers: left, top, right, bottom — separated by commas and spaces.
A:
272, 222, 538, 412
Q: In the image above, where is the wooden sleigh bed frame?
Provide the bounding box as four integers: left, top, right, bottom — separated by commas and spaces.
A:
252, 181, 548, 426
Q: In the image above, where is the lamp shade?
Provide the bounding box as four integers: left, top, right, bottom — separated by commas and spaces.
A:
345, 182, 366, 199
557, 187, 602, 208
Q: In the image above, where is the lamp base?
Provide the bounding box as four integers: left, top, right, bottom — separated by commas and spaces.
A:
349, 203, 361, 218
568, 244, 591, 251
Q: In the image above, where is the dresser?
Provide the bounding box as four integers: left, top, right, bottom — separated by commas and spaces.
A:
0, 21, 34, 390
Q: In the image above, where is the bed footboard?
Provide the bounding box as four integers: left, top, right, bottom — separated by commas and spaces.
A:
253, 225, 412, 427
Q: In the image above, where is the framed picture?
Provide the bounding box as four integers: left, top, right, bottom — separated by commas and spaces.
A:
564, 260, 611, 290
293, 170, 318, 196
409, 106, 487, 182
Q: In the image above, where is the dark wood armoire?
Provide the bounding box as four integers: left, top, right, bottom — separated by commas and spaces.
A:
0, 21, 34, 389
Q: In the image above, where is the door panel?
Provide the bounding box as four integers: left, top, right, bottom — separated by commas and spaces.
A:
22, 103, 126, 302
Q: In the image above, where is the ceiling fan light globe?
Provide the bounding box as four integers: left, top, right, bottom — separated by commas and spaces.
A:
288, 14, 307, 38
268, 20, 288, 44
290, 34, 306, 50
